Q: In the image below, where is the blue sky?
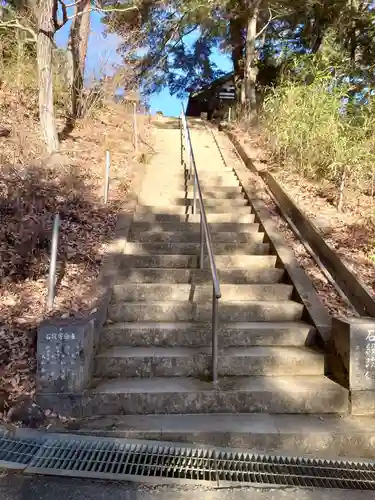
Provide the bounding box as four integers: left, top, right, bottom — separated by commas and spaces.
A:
55, 11, 232, 117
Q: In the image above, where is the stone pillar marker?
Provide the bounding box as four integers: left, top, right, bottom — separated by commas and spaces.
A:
37, 317, 95, 393
330, 316, 375, 391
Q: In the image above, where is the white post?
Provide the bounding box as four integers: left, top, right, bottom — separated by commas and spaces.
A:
228, 107, 232, 122
133, 102, 138, 154
47, 213, 60, 310
104, 150, 110, 204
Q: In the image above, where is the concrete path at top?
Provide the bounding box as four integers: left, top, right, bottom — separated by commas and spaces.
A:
138, 118, 182, 207
138, 117, 232, 208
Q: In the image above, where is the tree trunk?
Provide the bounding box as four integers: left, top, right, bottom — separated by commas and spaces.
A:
244, 0, 261, 121
37, 0, 59, 153
69, 0, 91, 119
310, 6, 325, 54
229, 18, 244, 104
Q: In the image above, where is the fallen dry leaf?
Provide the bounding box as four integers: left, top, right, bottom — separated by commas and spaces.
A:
228, 126, 374, 318
0, 84, 152, 416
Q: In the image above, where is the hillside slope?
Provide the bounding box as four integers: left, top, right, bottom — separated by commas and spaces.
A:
0, 84, 151, 418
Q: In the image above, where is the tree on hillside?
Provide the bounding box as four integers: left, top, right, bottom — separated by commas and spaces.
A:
0, 0, 37, 74
103, 0, 375, 121
103, 0, 291, 118
103, 0, 227, 96
261, 1, 375, 210
36, 0, 62, 152
0, 0, 72, 152
0, 0, 140, 152
69, 0, 91, 119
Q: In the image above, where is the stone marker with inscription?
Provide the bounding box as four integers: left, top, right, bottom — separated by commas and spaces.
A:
330, 316, 375, 415
37, 318, 95, 393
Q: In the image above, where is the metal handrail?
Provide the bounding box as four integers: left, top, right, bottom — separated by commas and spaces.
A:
180, 105, 221, 383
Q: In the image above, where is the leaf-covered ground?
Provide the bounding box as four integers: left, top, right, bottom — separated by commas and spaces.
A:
0, 85, 151, 418
232, 126, 375, 318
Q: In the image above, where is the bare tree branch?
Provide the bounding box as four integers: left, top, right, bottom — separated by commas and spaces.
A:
255, 7, 286, 39
92, 2, 140, 13
66, 2, 140, 20
57, 0, 69, 28
0, 19, 37, 42
65, 0, 85, 7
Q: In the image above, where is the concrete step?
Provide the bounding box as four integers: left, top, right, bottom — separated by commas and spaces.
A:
100, 321, 315, 349
133, 212, 255, 223
181, 187, 244, 198
135, 204, 252, 215
116, 254, 278, 270
181, 172, 236, 181
86, 376, 348, 415
112, 283, 294, 302
182, 166, 235, 172
181, 173, 237, 184
179, 176, 241, 186
129, 221, 257, 235
117, 254, 198, 268
70, 413, 374, 460
182, 185, 244, 195
129, 221, 259, 235
128, 229, 262, 244
179, 180, 241, 189
115, 267, 285, 284
151, 197, 249, 208
181, 192, 246, 202
167, 170, 235, 179
123, 241, 270, 256
108, 300, 304, 322
94, 346, 324, 378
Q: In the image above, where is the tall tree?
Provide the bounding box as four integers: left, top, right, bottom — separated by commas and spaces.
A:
69, 0, 91, 119
92, 0, 375, 118
36, 0, 60, 152
243, 0, 262, 116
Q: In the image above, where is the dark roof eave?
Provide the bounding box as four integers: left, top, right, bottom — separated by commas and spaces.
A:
189, 71, 235, 99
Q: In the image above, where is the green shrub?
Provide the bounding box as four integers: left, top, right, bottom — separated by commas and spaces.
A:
261, 66, 375, 198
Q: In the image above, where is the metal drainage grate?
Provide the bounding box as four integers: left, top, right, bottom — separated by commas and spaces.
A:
0, 430, 42, 469
27, 437, 375, 489
1, 429, 375, 489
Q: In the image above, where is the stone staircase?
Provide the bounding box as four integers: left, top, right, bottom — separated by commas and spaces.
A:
89, 117, 347, 419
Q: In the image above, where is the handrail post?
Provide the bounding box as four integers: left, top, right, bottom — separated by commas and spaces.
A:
104, 150, 110, 204
193, 172, 197, 215
133, 102, 138, 154
47, 213, 60, 310
200, 211, 204, 269
180, 113, 186, 171
180, 115, 183, 166
189, 148, 193, 179
212, 285, 219, 383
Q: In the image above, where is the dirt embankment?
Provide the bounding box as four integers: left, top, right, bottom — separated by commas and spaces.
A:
231, 126, 375, 318
0, 85, 152, 418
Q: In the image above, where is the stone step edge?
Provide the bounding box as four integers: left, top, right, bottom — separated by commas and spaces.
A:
55, 413, 374, 460
109, 299, 303, 306
102, 320, 314, 331
112, 283, 292, 289
123, 242, 269, 252
92, 375, 344, 394
129, 223, 257, 231
114, 267, 284, 274
96, 345, 321, 357
112, 284, 293, 301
